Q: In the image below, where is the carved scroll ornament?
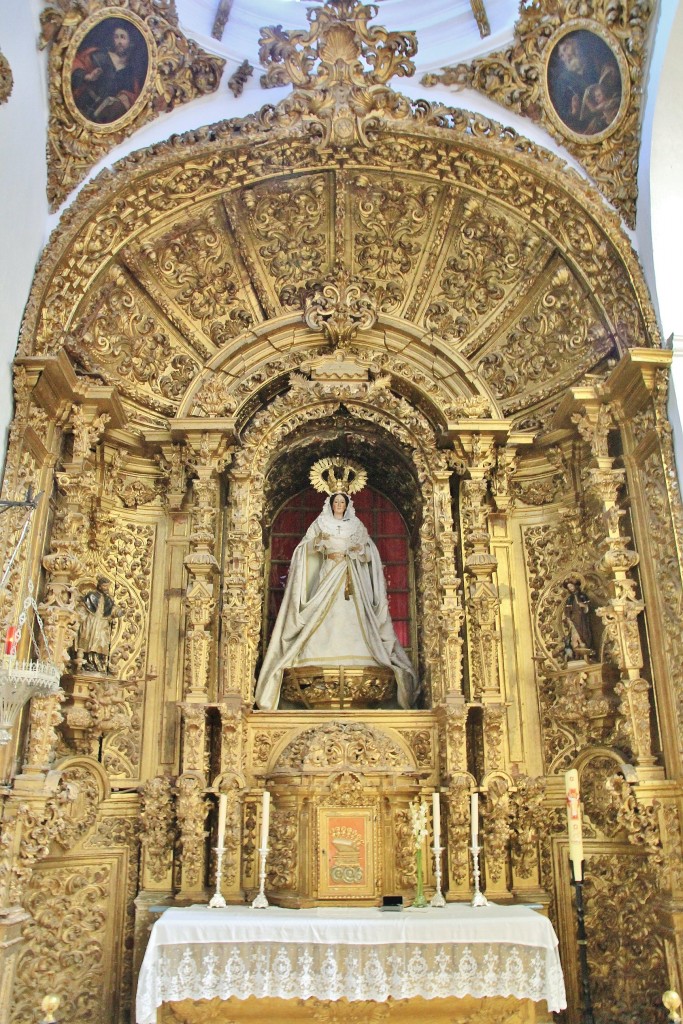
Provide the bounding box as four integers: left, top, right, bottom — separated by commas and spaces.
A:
40, 0, 224, 210
422, 0, 653, 226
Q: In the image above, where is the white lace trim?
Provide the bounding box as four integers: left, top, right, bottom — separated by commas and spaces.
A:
136, 939, 566, 1022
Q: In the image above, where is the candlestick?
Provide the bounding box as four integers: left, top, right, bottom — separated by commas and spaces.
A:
208, 844, 227, 908
470, 840, 488, 907
432, 791, 441, 848
251, 790, 272, 909
470, 791, 479, 848
565, 769, 584, 882
216, 793, 228, 849
430, 843, 446, 908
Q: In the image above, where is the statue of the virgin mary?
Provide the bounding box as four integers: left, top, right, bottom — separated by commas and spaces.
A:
254, 460, 419, 710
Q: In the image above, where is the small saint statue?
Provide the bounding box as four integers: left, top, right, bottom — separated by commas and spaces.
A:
76, 577, 120, 673
562, 579, 593, 660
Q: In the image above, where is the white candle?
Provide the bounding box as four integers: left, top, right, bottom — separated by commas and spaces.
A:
432, 792, 441, 848
261, 790, 271, 847
565, 769, 584, 881
216, 793, 228, 850
470, 792, 479, 848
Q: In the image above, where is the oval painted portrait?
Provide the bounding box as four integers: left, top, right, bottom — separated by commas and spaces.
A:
546, 29, 623, 138
69, 15, 149, 127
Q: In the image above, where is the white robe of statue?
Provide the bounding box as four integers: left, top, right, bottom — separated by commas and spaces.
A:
254, 493, 418, 710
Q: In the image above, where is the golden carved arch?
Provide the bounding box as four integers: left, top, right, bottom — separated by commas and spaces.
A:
223, 375, 457, 707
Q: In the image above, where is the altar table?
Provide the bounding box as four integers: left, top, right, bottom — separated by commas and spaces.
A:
136, 904, 566, 1023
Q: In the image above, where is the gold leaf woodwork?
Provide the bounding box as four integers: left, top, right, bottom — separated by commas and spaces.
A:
139, 209, 254, 347
583, 853, 667, 1021
258, 0, 416, 92
422, 0, 654, 226
42, 0, 224, 210
140, 776, 176, 882
240, 175, 331, 310
477, 264, 612, 414
66, 268, 200, 418
11, 863, 111, 1024
424, 197, 545, 348
273, 723, 411, 773
350, 174, 441, 307
0, 46, 13, 105
267, 808, 298, 890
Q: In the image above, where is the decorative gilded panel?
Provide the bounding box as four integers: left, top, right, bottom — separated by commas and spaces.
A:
423, 196, 548, 350
238, 174, 333, 311
66, 266, 201, 418
10, 854, 127, 1024
134, 205, 256, 349
41, 0, 224, 210
476, 262, 613, 414
422, 0, 655, 226
583, 853, 667, 1022
348, 173, 442, 312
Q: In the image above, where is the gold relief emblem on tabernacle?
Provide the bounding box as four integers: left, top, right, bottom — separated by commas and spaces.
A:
318, 808, 375, 899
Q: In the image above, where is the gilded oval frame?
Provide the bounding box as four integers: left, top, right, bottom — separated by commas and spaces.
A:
544, 21, 629, 145
63, 10, 156, 134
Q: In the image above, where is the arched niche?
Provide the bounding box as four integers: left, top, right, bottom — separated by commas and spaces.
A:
222, 371, 460, 709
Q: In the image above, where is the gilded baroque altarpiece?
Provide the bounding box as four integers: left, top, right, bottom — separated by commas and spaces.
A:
0, 3, 681, 1024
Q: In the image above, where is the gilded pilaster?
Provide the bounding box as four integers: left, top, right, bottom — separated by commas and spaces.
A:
569, 391, 657, 775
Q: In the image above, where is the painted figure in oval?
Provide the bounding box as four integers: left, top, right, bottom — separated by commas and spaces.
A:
71, 18, 147, 125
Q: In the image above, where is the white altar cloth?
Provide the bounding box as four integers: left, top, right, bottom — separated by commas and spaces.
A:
136, 904, 566, 1022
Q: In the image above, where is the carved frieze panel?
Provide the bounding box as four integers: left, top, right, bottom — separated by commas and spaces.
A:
64, 267, 200, 418
423, 196, 548, 351
272, 723, 412, 774
348, 173, 442, 312
422, 0, 655, 226
236, 173, 333, 312
40, 0, 224, 210
583, 853, 667, 1021
476, 261, 613, 415
132, 204, 256, 351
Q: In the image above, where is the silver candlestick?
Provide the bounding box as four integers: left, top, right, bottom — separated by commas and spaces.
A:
430, 844, 446, 907
208, 845, 227, 908
470, 843, 488, 907
251, 845, 270, 909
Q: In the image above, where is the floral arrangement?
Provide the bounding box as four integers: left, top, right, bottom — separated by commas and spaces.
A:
408, 798, 429, 848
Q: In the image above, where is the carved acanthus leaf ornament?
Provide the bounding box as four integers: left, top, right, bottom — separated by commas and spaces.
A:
41, 0, 224, 210
0, 46, 12, 104
422, 0, 654, 226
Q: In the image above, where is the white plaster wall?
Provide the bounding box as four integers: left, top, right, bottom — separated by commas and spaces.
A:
0, 2, 49, 474
645, 0, 683, 473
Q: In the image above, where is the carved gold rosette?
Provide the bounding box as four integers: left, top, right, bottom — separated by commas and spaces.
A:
0, 4, 681, 1024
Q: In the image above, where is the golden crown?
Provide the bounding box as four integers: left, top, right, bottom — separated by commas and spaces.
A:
309, 457, 367, 495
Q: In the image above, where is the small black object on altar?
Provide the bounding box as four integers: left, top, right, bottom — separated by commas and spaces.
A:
381, 896, 403, 911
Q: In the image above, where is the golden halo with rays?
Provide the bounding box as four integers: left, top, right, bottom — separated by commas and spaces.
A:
309, 457, 368, 496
